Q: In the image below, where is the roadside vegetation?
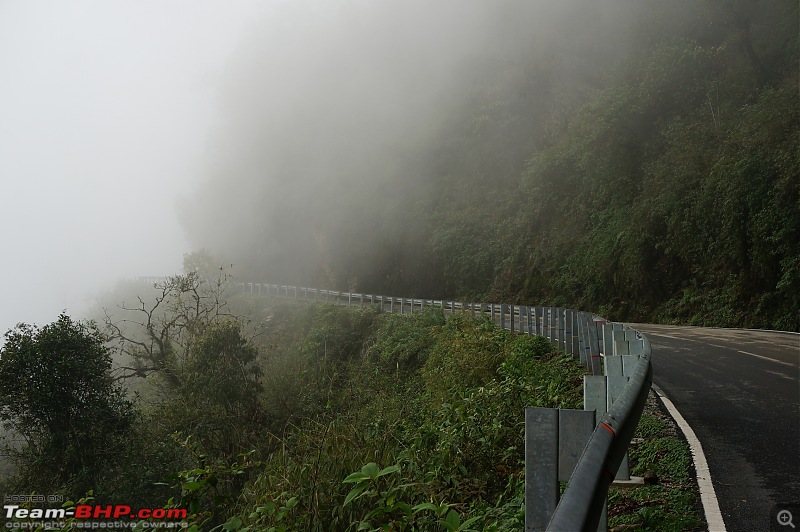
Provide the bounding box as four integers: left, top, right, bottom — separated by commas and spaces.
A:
0, 266, 704, 530
608, 395, 705, 531
2, 267, 586, 530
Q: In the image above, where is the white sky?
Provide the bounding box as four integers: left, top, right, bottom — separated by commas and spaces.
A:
0, 0, 268, 336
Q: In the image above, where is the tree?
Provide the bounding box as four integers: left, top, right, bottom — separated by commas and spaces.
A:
102, 257, 267, 461
104, 267, 235, 386
0, 314, 134, 493
160, 319, 265, 460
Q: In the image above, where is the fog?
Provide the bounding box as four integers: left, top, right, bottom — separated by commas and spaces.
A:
180, 0, 641, 290
1, 0, 642, 337
0, 1, 268, 337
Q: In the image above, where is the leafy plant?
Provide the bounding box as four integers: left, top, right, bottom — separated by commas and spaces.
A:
0, 315, 134, 495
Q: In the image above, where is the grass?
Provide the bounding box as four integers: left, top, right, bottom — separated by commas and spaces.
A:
608, 394, 705, 531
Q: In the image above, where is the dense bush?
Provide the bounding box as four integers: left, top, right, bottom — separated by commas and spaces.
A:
211, 307, 586, 531
0, 315, 134, 496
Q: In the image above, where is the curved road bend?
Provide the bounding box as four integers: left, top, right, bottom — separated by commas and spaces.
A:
629, 324, 799, 531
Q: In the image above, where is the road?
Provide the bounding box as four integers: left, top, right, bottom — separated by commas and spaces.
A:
629, 324, 799, 532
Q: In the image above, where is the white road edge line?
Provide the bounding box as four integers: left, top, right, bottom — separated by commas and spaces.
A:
652, 383, 726, 531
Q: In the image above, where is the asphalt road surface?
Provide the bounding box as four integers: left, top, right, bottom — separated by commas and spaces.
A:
630, 324, 799, 532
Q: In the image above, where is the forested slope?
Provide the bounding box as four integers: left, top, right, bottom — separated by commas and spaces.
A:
182, 0, 799, 330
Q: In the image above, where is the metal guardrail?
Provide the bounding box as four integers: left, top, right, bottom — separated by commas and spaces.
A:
548, 334, 651, 530
236, 283, 599, 363
232, 282, 651, 530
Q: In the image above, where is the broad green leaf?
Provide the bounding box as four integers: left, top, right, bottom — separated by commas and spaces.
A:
375, 464, 400, 478
343, 484, 367, 506
443, 509, 460, 531
361, 462, 379, 479
394, 501, 413, 516
343, 472, 370, 483
222, 517, 242, 530
459, 515, 482, 530
412, 502, 440, 513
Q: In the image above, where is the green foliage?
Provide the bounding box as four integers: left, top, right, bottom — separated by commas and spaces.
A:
164, 434, 261, 530
0, 314, 134, 494
217, 307, 584, 530
608, 412, 704, 530
632, 438, 693, 484
422, 314, 514, 401
154, 319, 266, 461
632, 413, 668, 439
366, 308, 444, 371
504, 24, 800, 328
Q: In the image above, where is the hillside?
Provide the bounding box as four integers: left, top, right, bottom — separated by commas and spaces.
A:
181, 0, 799, 330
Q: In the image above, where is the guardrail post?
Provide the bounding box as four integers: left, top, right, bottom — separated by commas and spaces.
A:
582, 375, 609, 530
526, 306, 533, 335
601, 323, 613, 356
558, 409, 597, 483
571, 311, 580, 359
605, 356, 624, 376
623, 355, 640, 377
577, 313, 585, 365
526, 408, 596, 531
584, 375, 607, 420
629, 339, 645, 356
564, 309, 573, 356
607, 374, 631, 480
542, 308, 549, 339
525, 408, 559, 531
538, 306, 543, 336
588, 318, 603, 375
